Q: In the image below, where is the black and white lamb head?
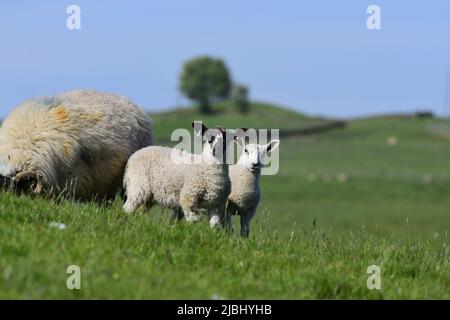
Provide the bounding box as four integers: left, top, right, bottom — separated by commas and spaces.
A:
192, 122, 228, 164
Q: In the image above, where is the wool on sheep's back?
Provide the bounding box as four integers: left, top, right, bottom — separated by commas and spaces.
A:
0, 90, 153, 200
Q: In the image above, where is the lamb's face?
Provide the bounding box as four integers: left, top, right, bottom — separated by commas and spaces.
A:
205, 128, 228, 163
237, 140, 280, 172
238, 144, 262, 172
192, 122, 228, 164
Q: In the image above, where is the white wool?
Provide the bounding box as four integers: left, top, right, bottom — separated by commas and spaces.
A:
0, 89, 153, 199
124, 124, 231, 222
225, 139, 280, 237
123, 125, 231, 223
0, 160, 15, 177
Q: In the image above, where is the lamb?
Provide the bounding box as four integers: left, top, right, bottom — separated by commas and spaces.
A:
0, 90, 153, 200
123, 122, 240, 224
225, 138, 280, 237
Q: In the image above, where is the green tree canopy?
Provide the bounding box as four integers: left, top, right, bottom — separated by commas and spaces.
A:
179, 56, 231, 113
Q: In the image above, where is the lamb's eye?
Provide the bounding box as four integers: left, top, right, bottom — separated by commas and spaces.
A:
244, 149, 248, 154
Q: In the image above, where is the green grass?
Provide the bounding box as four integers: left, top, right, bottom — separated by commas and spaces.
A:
260, 117, 450, 241
0, 193, 448, 299
0, 103, 449, 299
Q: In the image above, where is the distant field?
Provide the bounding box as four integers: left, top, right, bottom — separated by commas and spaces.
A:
153, 105, 450, 241
259, 117, 450, 242
0, 103, 449, 299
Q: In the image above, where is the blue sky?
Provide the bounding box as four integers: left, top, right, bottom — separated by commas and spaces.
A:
1, 0, 450, 118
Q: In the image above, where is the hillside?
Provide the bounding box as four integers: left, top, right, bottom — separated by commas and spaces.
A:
149, 104, 450, 240
149, 101, 325, 143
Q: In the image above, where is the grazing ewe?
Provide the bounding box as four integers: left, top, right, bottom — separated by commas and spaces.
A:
123, 122, 237, 224
0, 90, 153, 200
226, 138, 280, 237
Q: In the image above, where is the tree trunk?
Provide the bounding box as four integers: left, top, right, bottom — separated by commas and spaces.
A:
199, 98, 211, 114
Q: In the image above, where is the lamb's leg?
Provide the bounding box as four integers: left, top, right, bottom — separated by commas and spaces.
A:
170, 208, 184, 221
209, 209, 221, 228
224, 203, 237, 233
123, 188, 148, 214
180, 189, 201, 223
180, 201, 201, 223
240, 206, 257, 238
240, 215, 250, 238
225, 211, 234, 232
123, 198, 143, 213
209, 202, 231, 229
183, 209, 201, 223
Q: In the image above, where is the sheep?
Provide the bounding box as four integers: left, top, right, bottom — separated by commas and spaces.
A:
0, 89, 153, 200
123, 122, 237, 224
225, 138, 280, 237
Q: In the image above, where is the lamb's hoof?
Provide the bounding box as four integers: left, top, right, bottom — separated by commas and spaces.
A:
186, 213, 201, 223
209, 215, 221, 228
123, 203, 136, 214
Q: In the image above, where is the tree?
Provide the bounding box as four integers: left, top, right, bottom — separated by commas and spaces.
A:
231, 83, 250, 114
179, 56, 231, 114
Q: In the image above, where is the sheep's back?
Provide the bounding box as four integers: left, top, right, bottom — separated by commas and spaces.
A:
0, 90, 153, 199
124, 146, 188, 208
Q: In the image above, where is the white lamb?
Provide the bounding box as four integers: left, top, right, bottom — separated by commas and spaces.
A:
123, 123, 240, 224
0, 90, 153, 200
225, 138, 280, 237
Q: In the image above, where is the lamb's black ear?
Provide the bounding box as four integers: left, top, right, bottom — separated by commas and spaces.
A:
230, 128, 245, 148
233, 128, 249, 142
215, 126, 226, 134
192, 121, 208, 136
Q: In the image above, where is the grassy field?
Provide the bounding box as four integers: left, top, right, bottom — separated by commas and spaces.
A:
0, 103, 449, 299
149, 101, 321, 143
